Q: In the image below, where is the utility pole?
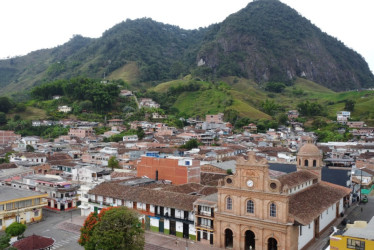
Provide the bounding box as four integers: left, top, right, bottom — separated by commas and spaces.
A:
359, 168, 362, 203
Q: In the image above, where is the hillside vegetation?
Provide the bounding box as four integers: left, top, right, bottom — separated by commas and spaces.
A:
0, 0, 373, 98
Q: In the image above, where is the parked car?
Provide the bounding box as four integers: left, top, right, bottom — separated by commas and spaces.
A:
361, 195, 368, 203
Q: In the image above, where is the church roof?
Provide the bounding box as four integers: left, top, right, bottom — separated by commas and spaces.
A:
298, 143, 321, 156
289, 181, 350, 225
276, 170, 317, 189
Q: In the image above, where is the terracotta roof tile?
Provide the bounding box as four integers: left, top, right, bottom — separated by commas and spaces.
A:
12, 235, 54, 250
289, 182, 349, 225
277, 170, 318, 189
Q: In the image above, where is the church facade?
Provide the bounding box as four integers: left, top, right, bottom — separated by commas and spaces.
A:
214, 142, 351, 250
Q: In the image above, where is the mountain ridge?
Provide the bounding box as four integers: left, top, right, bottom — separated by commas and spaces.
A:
0, 0, 373, 97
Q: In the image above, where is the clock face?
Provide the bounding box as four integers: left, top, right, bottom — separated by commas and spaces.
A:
247, 180, 254, 187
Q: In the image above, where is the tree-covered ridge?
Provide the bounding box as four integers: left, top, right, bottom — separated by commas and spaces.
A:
31, 77, 120, 111
196, 0, 374, 90
0, 0, 373, 96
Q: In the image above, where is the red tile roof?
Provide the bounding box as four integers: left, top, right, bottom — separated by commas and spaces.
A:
12, 235, 54, 250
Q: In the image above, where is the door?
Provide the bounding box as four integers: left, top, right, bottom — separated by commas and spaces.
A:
170, 220, 176, 236
314, 218, 319, 238
145, 216, 151, 230
26, 212, 31, 223
159, 218, 164, 233
183, 223, 189, 239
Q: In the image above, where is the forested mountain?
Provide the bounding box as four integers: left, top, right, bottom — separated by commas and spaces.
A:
0, 0, 373, 96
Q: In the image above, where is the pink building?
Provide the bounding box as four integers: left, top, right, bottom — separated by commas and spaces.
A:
68, 127, 94, 138
0, 130, 21, 145
205, 113, 224, 123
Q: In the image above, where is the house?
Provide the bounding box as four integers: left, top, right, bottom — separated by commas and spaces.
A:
58, 105, 72, 113
18, 136, 40, 150
107, 119, 123, 127
123, 135, 138, 142
243, 123, 257, 133
337, 111, 351, 124
86, 181, 202, 241
119, 90, 133, 97
137, 156, 200, 185
194, 193, 217, 245
330, 217, 374, 249
21, 175, 80, 212
68, 127, 94, 138
0, 130, 21, 145
206, 113, 224, 124
139, 98, 160, 108
214, 145, 350, 249
0, 186, 48, 230
10, 152, 47, 165
288, 110, 299, 120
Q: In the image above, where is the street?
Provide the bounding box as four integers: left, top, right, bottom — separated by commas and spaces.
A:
24, 209, 83, 250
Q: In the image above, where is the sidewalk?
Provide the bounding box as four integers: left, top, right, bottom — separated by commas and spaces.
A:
306, 202, 365, 250
145, 231, 222, 250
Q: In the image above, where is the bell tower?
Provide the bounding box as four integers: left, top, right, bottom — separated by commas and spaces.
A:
297, 140, 323, 181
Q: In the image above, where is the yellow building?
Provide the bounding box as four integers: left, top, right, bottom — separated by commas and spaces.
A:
330, 217, 374, 250
0, 186, 48, 230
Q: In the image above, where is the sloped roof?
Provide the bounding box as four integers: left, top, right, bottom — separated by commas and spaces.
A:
289, 182, 350, 225
88, 182, 200, 211
12, 235, 54, 250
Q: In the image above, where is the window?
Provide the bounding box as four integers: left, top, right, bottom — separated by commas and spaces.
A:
313, 160, 317, 167
304, 160, 309, 167
270, 203, 276, 217
347, 238, 365, 250
203, 230, 208, 240
308, 224, 311, 229
226, 197, 232, 210
6, 203, 13, 210
0, 205, 3, 211
34, 198, 40, 205
246, 200, 254, 214
34, 210, 39, 217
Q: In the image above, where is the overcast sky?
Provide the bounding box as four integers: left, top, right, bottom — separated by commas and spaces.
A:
1, 0, 373, 72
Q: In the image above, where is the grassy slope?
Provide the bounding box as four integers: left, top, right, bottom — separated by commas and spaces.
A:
108, 62, 140, 85
7, 107, 47, 120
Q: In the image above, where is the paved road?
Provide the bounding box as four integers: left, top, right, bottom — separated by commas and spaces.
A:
25, 209, 83, 250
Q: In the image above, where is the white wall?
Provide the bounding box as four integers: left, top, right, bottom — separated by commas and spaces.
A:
298, 221, 314, 250
150, 217, 159, 227
339, 199, 344, 214
319, 204, 336, 232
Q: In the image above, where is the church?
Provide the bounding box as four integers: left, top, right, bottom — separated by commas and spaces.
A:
214, 141, 351, 250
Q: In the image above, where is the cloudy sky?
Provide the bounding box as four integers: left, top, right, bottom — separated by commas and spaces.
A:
1, 0, 373, 72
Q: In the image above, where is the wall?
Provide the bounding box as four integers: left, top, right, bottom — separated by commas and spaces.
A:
319, 204, 336, 232
298, 221, 314, 250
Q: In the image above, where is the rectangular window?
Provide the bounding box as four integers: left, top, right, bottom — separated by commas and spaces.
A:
6, 203, 13, 210
34, 198, 40, 205
300, 226, 302, 236
0, 205, 3, 211
347, 238, 365, 250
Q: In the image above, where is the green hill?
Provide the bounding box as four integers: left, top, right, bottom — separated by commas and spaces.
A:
0, 0, 373, 97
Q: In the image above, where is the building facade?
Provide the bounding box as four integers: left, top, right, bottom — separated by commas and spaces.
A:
0, 187, 48, 230
214, 148, 350, 250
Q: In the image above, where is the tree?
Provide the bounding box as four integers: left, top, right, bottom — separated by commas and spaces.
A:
344, 100, 355, 112
26, 145, 35, 152
0, 97, 13, 113
108, 156, 120, 171
5, 222, 26, 237
0, 234, 11, 249
180, 139, 199, 150
79, 207, 144, 250
261, 99, 279, 116
0, 112, 6, 125
136, 127, 145, 140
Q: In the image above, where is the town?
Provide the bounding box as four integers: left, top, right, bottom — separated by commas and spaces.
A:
0, 108, 373, 250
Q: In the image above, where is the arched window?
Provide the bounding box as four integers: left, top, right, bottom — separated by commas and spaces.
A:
270, 203, 276, 217
313, 160, 317, 167
304, 159, 309, 167
226, 197, 232, 210
246, 200, 254, 214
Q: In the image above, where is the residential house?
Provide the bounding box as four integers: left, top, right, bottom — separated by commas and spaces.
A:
58, 105, 72, 113
68, 127, 95, 138
0, 131, 21, 146
330, 218, 374, 249
0, 186, 48, 230
194, 193, 217, 245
